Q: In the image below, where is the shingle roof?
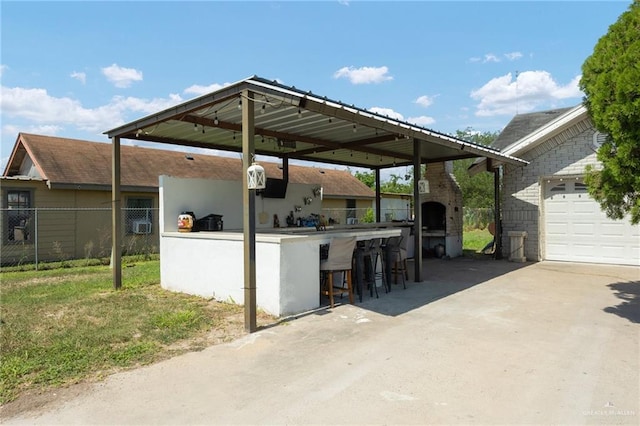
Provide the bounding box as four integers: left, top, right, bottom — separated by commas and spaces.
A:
4, 133, 375, 198
492, 107, 574, 151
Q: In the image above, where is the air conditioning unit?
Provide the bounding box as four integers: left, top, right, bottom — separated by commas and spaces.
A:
133, 220, 152, 234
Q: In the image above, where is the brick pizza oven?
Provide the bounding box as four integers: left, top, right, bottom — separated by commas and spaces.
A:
418, 162, 463, 258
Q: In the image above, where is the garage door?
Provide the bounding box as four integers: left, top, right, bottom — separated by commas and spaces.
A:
544, 179, 640, 266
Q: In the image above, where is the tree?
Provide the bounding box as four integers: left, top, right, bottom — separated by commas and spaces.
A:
580, 2, 640, 224
451, 128, 499, 208
353, 170, 375, 189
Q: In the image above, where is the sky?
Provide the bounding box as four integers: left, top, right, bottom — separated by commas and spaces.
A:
0, 0, 633, 178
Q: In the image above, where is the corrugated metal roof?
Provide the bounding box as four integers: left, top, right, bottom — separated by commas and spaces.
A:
105, 75, 527, 169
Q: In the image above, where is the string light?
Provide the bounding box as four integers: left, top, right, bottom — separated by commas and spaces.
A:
237, 99, 242, 110
193, 123, 198, 132
213, 111, 219, 125
201, 125, 205, 134
261, 105, 266, 114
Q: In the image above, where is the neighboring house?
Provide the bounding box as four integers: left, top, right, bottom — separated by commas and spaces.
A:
1, 133, 374, 265
472, 105, 639, 266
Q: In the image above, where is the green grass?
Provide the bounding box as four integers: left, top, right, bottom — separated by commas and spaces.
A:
0, 260, 267, 404
463, 228, 494, 253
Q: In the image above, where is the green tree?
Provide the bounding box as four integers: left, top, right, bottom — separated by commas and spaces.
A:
580, 2, 640, 224
381, 173, 412, 194
452, 128, 499, 208
353, 170, 375, 189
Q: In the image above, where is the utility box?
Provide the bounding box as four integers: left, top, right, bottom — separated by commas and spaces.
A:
507, 231, 528, 262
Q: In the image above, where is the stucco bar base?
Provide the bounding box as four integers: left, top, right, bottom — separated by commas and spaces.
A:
160, 228, 400, 317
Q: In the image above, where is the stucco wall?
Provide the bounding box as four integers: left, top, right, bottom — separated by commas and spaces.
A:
500, 119, 598, 260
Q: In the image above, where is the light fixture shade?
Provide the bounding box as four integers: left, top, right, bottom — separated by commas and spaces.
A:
247, 162, 266, 190
418, 179, 430, 194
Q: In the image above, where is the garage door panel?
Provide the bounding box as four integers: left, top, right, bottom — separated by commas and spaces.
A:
544, 179, 640, 266
573, 223, 595, 235
599, 223, 626, 238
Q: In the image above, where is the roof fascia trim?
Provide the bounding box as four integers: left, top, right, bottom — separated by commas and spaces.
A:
502, 104, 588, 156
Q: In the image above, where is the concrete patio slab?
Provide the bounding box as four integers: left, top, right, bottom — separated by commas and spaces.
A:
2, 258, 638, 425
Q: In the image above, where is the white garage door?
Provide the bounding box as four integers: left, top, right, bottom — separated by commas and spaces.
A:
544, 179, 640, 266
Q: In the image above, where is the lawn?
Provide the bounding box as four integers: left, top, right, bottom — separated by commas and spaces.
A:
463, 228, 494, 254
0, 260, 274, 405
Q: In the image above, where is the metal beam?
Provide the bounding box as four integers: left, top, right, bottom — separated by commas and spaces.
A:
493, 167, 503, 260
242, 90, 257, 332
375, 169, 381, 222
111, 136, 122, 290
413, 138, 423, 282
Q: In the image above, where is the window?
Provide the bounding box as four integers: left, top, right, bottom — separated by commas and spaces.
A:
126, 197, 153, 234
550, 183, 566, 192
5, 190, 33, 242
574, 182, 589, 192
346, 199, 357, 224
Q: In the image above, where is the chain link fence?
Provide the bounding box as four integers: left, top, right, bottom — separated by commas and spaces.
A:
1, 208, 159, 270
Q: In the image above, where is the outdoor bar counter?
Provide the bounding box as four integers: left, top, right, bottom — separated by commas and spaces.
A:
160, 226, 401, 317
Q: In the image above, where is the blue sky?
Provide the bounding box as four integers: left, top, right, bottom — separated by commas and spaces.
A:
0, 0, 632, 175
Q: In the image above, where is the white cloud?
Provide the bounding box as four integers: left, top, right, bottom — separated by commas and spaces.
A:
184, 83, 227, 96
0, 65, 7, 77
407, 115, 436, 126
368, 107, 404, 120
484, 54, 500, 63
333, 66, 393, 84
0, 85, 184, 133
505, 51, 523, 61
101, 64, 143, 88
470, 71, 583, 116
3, 123, 62, 136
70, 71, 86, 85
470, 52, 524, 64
414, 95, 435, 108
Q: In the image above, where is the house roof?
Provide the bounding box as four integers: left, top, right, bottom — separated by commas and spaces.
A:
470, 104, 589, 174
3, 133, 375, 198
105, 75, 527, 169
491, 107, 574, 151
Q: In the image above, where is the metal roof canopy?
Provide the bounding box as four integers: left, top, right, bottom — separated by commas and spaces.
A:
105, 75, 526, 169
105, 76, 527, 333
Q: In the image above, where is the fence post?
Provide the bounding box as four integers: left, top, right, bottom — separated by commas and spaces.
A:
35, 208, 39, 270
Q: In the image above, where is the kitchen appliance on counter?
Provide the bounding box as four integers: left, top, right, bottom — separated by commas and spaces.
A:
194, 214, 224, 231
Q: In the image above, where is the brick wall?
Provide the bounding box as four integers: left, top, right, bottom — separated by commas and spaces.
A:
419, 162, 464, 238
500, 118, 599, 260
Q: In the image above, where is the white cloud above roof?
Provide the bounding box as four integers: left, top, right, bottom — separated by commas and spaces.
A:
470, 70, 582, 116
101, 64, 143, 88
407, 115, 436, 126
0, 85, 184, 133
333, 66, 393, 84
368, 107, 403, 120
184, 83, 229, 96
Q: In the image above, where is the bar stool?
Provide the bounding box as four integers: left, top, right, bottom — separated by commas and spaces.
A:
384, 235, 407, 290
366, 238, 387, 297
320, 236, 358, 308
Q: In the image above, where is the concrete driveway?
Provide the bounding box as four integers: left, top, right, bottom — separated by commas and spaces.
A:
2, 258, 639, 425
